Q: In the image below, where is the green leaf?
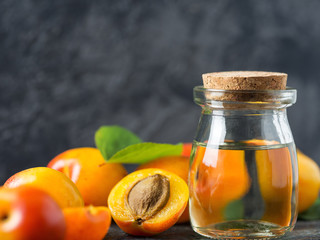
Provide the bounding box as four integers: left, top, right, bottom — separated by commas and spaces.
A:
298, 198, 320, 220
107, 142, 183, 164
95, 125, 142, 160
224, 199, 244, 221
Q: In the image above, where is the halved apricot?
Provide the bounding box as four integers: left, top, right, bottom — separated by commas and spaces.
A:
108, 168, 189, 236
63, 206, 111, 240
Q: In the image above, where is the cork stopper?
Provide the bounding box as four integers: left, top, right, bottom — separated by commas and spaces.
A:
201, 71, 288, 106
202, 71, 287, 90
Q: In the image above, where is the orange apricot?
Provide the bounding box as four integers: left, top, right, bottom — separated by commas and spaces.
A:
4, 167, 84, 208
137, 156, 190, 223
48, 147, 128, 206
189, 145, 250, 226
297, 150, 320, 213
63, 206, 111, 240
108, 168, 189, 236
255, 146, 293, 226
253, 142, 320, 215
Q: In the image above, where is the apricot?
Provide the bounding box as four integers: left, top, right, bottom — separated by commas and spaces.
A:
108, 168, 189, 236
0, 186, 65, 240
189, 145, 250, 226
181, 143, 192, 158
4, 167, 84, 208
137, 156, 190, 223
297, 149, 320, 213
255, 146, 293, 226
63, 206, 111, 240
48, 147, 127, 206
255, 143, 320, 215
244, 141, 320, 222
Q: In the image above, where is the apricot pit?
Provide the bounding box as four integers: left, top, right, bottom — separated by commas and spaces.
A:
127, 174, 170, 224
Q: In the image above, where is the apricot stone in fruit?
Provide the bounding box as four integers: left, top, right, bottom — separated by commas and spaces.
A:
127, 174, 170, 223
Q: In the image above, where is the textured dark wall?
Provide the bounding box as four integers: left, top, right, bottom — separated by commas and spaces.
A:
1, 0, 320, 184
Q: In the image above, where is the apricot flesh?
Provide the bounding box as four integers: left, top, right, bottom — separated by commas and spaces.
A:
108, 168, 189, 236
137, 156, 190, 223
63, 206, 111, 240
4, 167, 84, 208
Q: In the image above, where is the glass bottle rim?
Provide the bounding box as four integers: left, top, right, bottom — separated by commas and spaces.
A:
194, 86, 297, 109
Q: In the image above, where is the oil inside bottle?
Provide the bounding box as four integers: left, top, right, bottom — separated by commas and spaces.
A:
189, 140, 298, 239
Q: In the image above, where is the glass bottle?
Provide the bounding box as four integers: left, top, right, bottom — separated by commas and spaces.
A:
189, 86, 298, 239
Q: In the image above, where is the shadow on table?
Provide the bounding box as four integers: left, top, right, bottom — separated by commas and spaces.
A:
104, 221, 320, 240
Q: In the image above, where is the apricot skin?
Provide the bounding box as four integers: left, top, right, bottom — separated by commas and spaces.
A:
63, 206, 111, 240
114, 209, 183, 236
108, 168, 189, 236
4, 167, 84, 209
297, 150, 320, 213
255, 146, 293, 226
48, 147, 128, 206
181, 143, 192, 158
0, 186, 65, 240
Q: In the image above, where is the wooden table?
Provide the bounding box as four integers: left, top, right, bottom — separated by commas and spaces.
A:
105, 221, 320, 239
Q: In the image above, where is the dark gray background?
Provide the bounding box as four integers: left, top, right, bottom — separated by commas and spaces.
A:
1, 0, 320, 184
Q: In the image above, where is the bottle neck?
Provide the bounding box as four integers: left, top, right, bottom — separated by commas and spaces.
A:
202, 108, 287, 117
194, 86, 297, 111
195, 108, 293, 146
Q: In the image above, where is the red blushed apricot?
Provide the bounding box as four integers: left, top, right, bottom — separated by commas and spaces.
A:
181, 143, 193, 158
63, 206, 111, 240
0, 186, 65, 240
137, 156, 190, 223
4, 167, 84, 209
108, 169, 189, 236
48, 148, 127, 206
